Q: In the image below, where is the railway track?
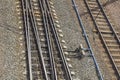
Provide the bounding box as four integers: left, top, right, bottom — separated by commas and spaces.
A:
71, 0, 103, 80
20, 0, 72, 80
84, 0, 120, 79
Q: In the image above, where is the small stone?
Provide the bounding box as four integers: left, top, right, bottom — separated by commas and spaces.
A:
19, 26, 22, 29
16, 5, 20, 8
23, 57, 26, 60
55, 20, 59, 23
18, 21, 22, 24
40, 33, 44, 35
37, 22, 43, 26
49, 2, 53, 5
63, 45, 67, 49
58, 29, 62, 33
68, 64, 72, 68
59, 34, 63, 37
34, 7, 39, 10
64, 52, 69, 55
19, 37, 23, 40
20, 43, 23, 46
56, 25, 60, 28
61, 40, 66, 43
33, 3, 38, 6
54, 16, 58, 19
71, 71, 75, 75
52, 9, 56, 12
66, 58, 70, 61
15, 1, 20, 4
39, 27, 43, 31
22, 50, 25, 53
36, 18, 42, 21
35, 14, 41, 17
53, 13, 57, 16
41, 39, 45, 41
50, 6, 54, 9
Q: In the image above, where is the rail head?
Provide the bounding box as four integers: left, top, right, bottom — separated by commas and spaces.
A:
84, 0, 120, 78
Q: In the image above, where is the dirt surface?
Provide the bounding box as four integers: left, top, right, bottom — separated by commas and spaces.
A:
0, 0, 25, 80
51, 0, 99, 80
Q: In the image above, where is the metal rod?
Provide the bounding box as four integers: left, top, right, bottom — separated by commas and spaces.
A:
71, 0, 104, 80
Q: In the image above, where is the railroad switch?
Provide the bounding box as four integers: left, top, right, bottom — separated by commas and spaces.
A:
67, 44, 90, 59
74, 44, 90, 59
68, 44, 89, 59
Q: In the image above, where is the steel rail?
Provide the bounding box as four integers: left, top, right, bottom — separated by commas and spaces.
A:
22, 0, 72, 79
26, 0, 49, 79
97, 0, 120, 44
45, 0, 72, 80
38, 0, 57, 79
71, 0, 103, 80
21, 0, 33, 79
28, 9, 49, 80
84, 0, 120, 79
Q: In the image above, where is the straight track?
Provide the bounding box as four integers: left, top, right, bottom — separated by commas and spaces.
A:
20, 0, 72, 80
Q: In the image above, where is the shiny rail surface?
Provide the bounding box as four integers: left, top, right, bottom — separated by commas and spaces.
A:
20, 0, 72, 80
84, 0, 120, 79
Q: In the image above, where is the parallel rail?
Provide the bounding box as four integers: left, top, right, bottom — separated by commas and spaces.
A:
84, 0, 120, 79
71, 0, 103, 80
21, 0, 72, 80
21, 0, 49, 79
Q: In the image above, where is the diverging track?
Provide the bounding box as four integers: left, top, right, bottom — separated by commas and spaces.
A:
84, 0, 120, 79
20, 0, 72, 80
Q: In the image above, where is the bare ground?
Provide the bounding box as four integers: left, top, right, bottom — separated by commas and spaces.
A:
0, 0, 25, 80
